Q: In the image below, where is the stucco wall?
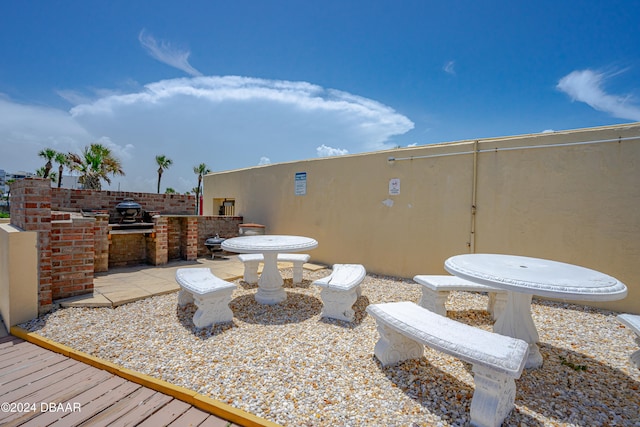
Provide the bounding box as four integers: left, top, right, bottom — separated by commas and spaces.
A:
0, 223, 38, 326
203, 123, 640, 314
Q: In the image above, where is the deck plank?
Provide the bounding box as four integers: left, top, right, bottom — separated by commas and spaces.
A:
0, 362, 89, 421
200, 414, 238, 426
71, 386, 157, 427
135, 398, 191, 427
47, 381, 142, 427
0, 337, 254, 427
1, 357, 76, 391
0, 349, 67, 383
19, 376, 129, 427
0, 364, 111, 426
0, 335, 23, 347
0, 342, 50, 369
107, 391, 174, 427
167, 406, 211, 426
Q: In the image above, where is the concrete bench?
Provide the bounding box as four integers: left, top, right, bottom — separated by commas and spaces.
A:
238, 253, 310, 284
414, 275, 507, 320
313, 264, 366, 322
175, 268, 237, 328
617, 313, 640, 369
367, 301, 529, 427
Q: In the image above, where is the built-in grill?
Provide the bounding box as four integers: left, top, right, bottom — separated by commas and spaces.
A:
115, 198, 141, 223
204, 234, 226, 259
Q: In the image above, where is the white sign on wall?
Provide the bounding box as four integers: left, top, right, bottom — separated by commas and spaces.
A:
295, 172, 307, 195
389, 178, 400, 195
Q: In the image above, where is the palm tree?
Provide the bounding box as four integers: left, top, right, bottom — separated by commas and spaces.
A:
35, 167, 57, 184
54, 152, 69, 188
68, 143, 125, 190
155, 155, 173, 194
165, 187, 177, 194
38, 148, 57, 178
193, 163, 211, 214
4, 179, 15, 212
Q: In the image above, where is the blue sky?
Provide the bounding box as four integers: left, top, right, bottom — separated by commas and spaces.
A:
1, 0, 639, 193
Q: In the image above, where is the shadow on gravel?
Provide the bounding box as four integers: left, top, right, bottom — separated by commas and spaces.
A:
230, 291, 322, 325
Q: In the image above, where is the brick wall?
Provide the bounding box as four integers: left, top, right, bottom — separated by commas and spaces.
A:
197, 216, 243, 257
93, 215, 110, 272
148, 216, 168, 265
51, 188, 196, 220
109, 234, 149, 268
50, 213, 94, 300
167, 217, 183, 260
185, 217, 198, 261
9, 179, 242, 313
10, 178, 53, 314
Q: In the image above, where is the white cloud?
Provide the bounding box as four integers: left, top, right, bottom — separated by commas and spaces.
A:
443, 61, 455, 75
557, 69, 640, 121
316, 144, 349, 157
258, 157, 271, 165
0, 76, 414, 193
138, 30, 203, 77
0, 97, 93, 171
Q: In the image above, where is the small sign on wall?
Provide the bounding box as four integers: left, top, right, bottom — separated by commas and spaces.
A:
295, 172, 307, 195
389, 178, 400, 195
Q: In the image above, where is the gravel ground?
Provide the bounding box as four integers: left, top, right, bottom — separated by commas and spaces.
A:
21, 268, 640, 426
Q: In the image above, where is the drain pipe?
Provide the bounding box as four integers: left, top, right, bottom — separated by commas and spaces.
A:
469, 140, 478, 253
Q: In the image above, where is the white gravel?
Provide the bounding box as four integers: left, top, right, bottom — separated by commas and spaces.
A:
21, 268, 640, 426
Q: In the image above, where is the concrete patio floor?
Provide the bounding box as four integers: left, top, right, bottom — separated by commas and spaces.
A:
57, 254, 327, 308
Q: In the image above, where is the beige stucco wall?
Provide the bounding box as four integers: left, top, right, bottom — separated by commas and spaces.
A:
204, 123, 640, 314
0, 223, 38, 326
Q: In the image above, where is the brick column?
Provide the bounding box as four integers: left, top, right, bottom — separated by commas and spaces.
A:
51, 214, 95, 300
149, 216, 168, 265
10, 178, 53, 314
93, 214, 110, 272
185, 216, 198, 261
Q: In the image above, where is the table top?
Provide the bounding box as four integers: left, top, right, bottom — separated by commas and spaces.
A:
221, 235, 318, 254
444, 254, 627, 301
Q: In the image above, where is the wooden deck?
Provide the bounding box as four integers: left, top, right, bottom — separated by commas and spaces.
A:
0, 335, 239, 427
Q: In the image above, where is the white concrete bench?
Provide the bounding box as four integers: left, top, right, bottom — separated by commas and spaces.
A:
238, 253, 310, 284
617, 313, 640, 369
414, 275, 507, 320
367, 301, 529, 427
313, 264, 366, 322
175, 268, 237, 328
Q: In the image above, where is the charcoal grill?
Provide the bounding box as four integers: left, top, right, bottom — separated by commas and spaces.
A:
115, 198, 141, 223
204, 234, 226, 259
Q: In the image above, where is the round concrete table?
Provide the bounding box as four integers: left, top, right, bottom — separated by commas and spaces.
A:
445, 254, 627, 369
222, 235, 318, 304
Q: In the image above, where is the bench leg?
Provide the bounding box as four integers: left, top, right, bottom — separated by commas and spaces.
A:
630, 344, 640, 369
418, 288, 449, 316
469, 365, 517, 427
372, 323, 424, 366
320, 288, 358, 322
191, 290, 234, 328
177, 289, 193, 306
243, 261, 260, 284
487, 292, 507, 321
291, 261, 304, 284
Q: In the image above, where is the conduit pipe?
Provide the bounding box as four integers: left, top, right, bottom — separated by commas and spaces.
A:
386, 134, 639, 253
469, 140, 478, 253
386, 135, 638, 163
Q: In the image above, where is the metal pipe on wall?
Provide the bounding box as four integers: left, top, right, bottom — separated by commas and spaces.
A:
469, 140, 478, 253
